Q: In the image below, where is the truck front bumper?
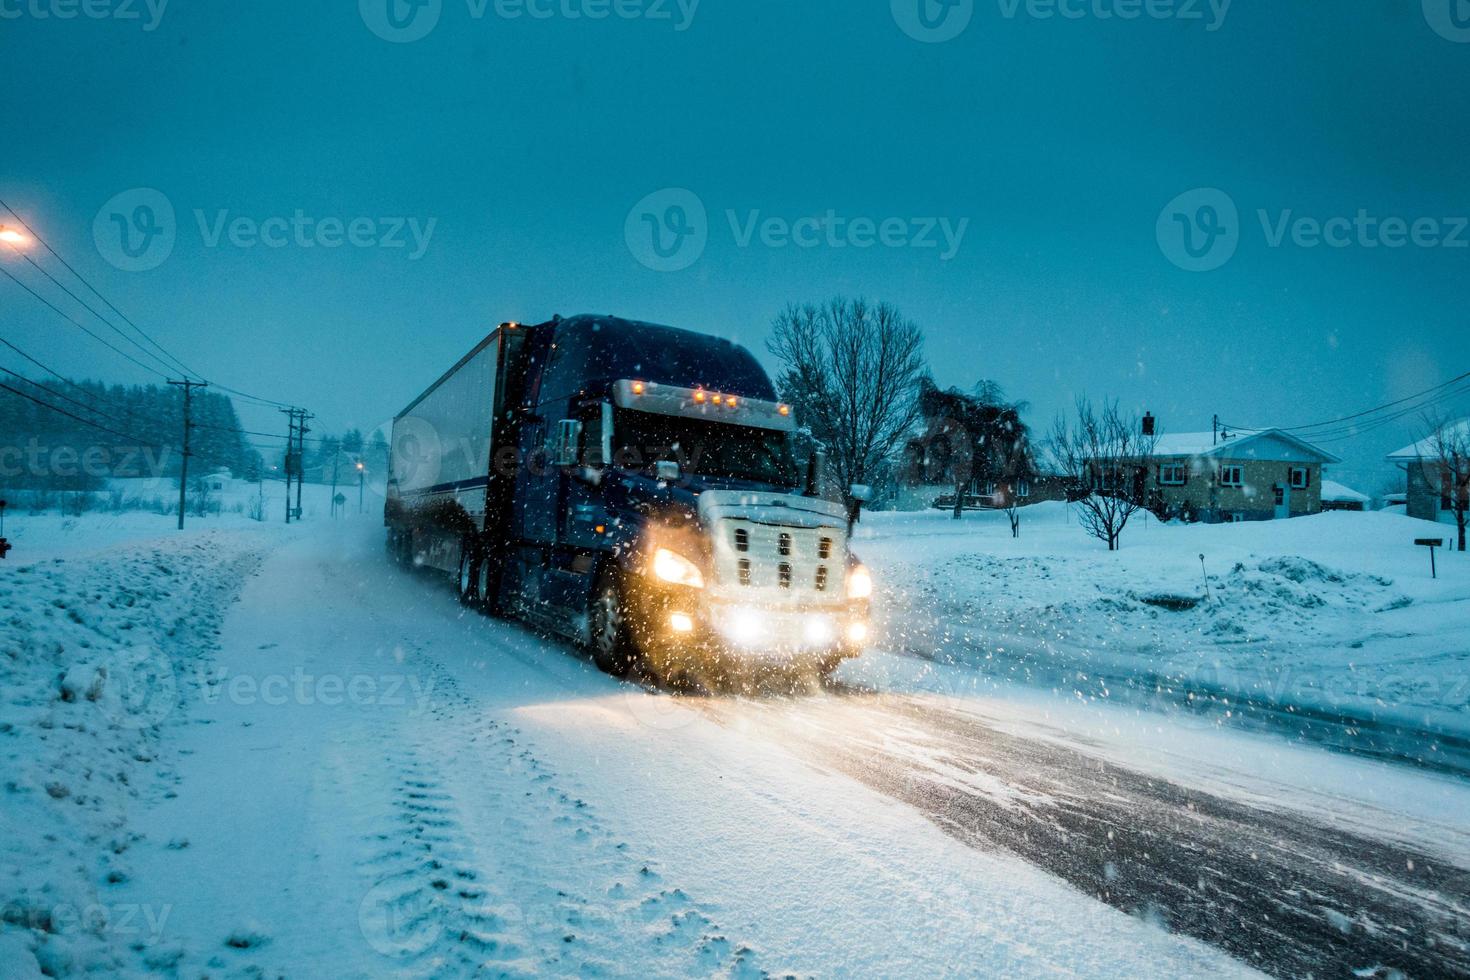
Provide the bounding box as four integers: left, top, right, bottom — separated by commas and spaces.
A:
628, 584, 869, 671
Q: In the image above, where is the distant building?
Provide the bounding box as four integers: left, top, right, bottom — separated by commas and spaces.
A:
1143, 428, 1341, 523
1386, 419, 1470, 525
1319, 480, 1369, 512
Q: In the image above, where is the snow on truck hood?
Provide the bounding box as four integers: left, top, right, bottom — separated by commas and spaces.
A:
697, 489, 847, 529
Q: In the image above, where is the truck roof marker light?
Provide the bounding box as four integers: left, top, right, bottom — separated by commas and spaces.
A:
725, 396, 738, 408
779, 404, 791, 416
693, 390, 707, 404
632, 381, 646, 395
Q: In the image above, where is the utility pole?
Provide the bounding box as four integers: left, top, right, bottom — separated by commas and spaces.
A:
280, 408, 298, 524
330, 452, 340, 519
1212, 414, 1219, 447
296, 411, 314, 522
357, 459, 365, 514
168, 380, 209, 530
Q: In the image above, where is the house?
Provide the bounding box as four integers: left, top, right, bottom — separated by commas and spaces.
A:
1143, 428, 1342, 523
1319, 480, 1369, 512
1386, 418, 1470, 525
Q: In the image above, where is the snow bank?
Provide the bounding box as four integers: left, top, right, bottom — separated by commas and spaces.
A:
856, 504, 1470, 757
0, 529, 268, 974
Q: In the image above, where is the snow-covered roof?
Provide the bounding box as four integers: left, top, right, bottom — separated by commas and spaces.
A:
1319, 479, 1369, 504
1151, 428, 1341, 464
1386, 418, 1470, 460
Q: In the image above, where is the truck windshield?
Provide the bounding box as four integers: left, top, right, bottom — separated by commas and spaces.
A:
613, 409, 799, 487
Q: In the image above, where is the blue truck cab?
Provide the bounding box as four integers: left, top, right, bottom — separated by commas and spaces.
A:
386, 315, 872, 684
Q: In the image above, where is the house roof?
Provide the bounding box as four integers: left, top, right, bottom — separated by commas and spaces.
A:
1386, 418, 1470, 461
1152, 428, 1341, 464
1320, 479, 1369, 504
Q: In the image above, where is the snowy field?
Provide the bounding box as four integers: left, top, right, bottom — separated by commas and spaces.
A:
857, 502, 1470, 763
2, 504, 1469, 977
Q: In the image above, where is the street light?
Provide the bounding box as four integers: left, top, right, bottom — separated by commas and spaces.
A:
356, 460, 365, 514
0, 226, 31, 247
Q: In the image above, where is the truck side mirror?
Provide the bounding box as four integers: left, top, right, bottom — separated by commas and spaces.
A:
553, 419, 583, 467
849, 484, 873, 503
655, 460, 681, 481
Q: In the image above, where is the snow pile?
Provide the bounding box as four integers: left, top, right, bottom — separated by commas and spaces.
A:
857, 504, 1470, 748
0, 531, 265, 976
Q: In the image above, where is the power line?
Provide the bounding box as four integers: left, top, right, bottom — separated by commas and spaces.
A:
0, 263, 169, 378
0, 379, 162, 446
1219, 369, 1470, 437
0, 197, 200, 380
4, 244, 184, 378
0, 332, 124, 412
0, 364, 136, 424
0, 199, 298, 409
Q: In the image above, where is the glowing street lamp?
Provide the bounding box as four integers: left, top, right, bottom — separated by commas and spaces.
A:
0, 226, 31, 248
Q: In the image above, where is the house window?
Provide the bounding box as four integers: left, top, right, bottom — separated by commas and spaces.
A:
1016, 478, 1030, 499
1159, 464, 1186, 486
1289, 467, 1309, 490
1218, 465, 1244, 488
1228, 512, 1246, 523
1273, 486, 1285, 506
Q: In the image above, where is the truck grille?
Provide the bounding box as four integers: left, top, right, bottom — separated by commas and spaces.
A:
712, 519, 845, 599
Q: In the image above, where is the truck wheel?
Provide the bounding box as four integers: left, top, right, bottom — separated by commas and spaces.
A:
589, 577, 638, 678
457, 543, 482, 607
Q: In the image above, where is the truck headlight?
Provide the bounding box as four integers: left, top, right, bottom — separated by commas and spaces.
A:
652, 547, 705, 589
846, 564, 873, 600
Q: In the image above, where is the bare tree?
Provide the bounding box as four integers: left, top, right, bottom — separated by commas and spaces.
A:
768, 298, 925, 508
1420, 414, 1470, 552
1051, 398, 1157, 551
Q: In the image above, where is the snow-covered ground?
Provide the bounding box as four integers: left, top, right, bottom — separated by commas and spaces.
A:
857, 503, 1470, 760
3, 506, 1468, 977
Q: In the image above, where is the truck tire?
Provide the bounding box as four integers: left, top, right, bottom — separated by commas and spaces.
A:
589, 575, 638, 678
457, 541, 482, 607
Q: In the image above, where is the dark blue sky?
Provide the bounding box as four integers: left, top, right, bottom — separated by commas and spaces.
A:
2, 0, 1467, 489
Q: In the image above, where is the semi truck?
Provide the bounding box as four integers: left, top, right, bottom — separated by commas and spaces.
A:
385, 314, 872, 685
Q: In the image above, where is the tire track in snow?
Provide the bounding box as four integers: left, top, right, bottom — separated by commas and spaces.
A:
696, 690, 1470, 979
351, 663, 768, 978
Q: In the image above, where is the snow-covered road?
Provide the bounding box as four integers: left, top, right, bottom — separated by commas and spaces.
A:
5, 515, 1470, 977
